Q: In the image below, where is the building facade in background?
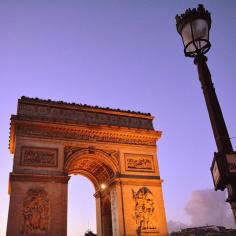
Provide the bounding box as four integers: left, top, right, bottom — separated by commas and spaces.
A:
170, 225, 236, 236
85, 230, 97, 236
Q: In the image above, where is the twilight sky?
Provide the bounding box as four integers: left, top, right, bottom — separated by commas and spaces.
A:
0, 1, 236, 235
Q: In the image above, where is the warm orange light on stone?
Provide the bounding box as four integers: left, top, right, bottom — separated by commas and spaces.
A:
6, 97, 168, 236
101, 184, 106, 190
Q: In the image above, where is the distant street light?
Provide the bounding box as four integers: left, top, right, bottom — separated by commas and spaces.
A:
100, 183, 106, 190
175, 4, 236, 223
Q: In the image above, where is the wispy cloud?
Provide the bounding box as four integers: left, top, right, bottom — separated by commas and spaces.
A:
168, 189, 235, 233
185, 189, 235, 228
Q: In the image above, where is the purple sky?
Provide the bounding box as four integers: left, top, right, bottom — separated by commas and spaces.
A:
0, 1, 236, 235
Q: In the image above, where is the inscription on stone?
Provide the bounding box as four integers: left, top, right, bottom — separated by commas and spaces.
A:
125, 154, 154, 172
21, 146, 58, 167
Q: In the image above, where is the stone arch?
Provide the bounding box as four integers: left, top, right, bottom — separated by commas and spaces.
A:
64, 147, 117, 236
7, 97, 168, 236
64, 147, 119, 190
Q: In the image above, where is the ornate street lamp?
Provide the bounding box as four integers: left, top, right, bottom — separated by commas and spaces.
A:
176, 4, 236, 222
176, 4, 211, 58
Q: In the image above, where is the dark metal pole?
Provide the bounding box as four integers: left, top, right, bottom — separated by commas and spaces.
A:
194, 54, 236, 223
194, 54, 233, 153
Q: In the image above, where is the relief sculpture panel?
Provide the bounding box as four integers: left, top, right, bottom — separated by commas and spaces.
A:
22, 188, 50, 235
132, 187, 157, 234
15, 125, 156, 146
125, 154, 154, 172
21, 146, 58, 168
18, 102, 154, 130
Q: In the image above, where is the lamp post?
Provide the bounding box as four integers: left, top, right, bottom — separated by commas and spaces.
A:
175, 4, 236, 223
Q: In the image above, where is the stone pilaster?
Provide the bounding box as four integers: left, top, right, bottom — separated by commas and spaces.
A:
7, 173, 70, 236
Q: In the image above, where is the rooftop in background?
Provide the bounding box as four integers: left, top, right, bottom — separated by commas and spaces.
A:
170, 225, 236, 236
84, 230, 97, 236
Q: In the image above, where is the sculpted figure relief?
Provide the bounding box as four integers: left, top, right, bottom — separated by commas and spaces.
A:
22, 188, 49, 234
132, 187, 156, 232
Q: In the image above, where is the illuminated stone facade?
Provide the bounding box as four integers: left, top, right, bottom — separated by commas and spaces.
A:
7, 96, 168, 236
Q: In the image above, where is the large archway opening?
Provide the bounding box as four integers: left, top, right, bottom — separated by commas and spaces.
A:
65, 150, 117, 236
67, 175, 97, 236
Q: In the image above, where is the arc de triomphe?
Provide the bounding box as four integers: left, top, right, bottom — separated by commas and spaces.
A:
6, 96, 168, 236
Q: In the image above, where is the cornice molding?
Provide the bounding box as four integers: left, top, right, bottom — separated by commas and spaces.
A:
9, 118, 161, 153
9, 173, 70, 184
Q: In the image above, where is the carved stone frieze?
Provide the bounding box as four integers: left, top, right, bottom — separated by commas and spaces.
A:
20, 146, 58, 168
64, 146, 83, 163
64, 146, 119, 164
22, 188, 49, 234
125, 154, 154, 172
15, 125, 156, 146
18, 103, 154, 130
132, 187, 157, 232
